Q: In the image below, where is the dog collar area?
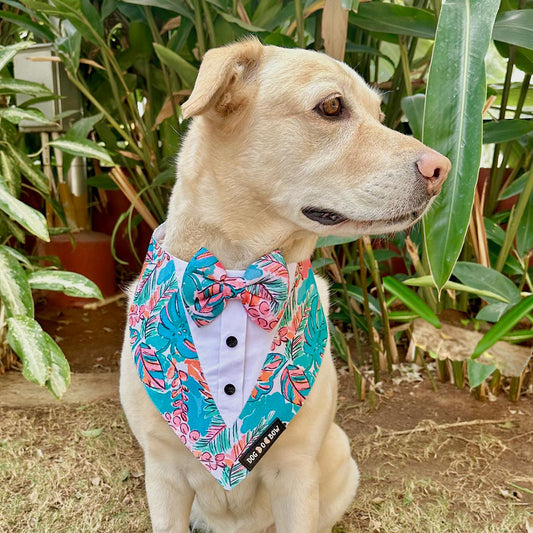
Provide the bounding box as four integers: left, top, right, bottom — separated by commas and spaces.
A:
128, 224, 328, 490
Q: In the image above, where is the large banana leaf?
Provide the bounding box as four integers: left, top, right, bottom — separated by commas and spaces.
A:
422, 0, 500, 290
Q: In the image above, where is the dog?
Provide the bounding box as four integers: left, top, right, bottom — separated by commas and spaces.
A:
120, 38, 450, 533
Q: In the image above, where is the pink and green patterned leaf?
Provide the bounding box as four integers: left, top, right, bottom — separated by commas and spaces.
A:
252, 352, 284, 398
280, 364, 310, 406
134, 343, 165, 391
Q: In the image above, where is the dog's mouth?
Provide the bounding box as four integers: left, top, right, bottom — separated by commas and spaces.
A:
302, 206, 427, 229
301, 207, 349, 226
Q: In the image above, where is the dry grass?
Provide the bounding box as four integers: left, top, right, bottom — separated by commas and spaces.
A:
0, 402, 150, 533
342, 419, 533, 532
1, 395, 532, 532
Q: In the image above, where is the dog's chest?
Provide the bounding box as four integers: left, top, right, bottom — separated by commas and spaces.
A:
129, 225, 328, 490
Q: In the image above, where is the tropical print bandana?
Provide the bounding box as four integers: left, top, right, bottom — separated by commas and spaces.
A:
129, 226, 327, 490
181, 247, 289, 331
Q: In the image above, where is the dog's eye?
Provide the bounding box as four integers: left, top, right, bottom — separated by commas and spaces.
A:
316, 96, 343, 118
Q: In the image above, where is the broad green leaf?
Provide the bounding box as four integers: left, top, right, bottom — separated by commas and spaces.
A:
516, 192, 533, 257
0, 182, 49, 241
423, 0, 500, 290
492, 9, 533, 51
0, 246, 33, 318
218, 12, 266, 32
7, 316, 50, 386
453, 262, 521, 305
384, 276, 441, 328
499, 171, 529, 200
62, 114, 104, 173
311, 257, 334, 269
0, 41, 33, 72
28, 270, 103, 299
472, 295, 533, 358
0, 78, 55, 97
0, 12, 55, 41
4, 144, 49, 195
120, 0, 194, 18
475, 302, 511, 322
55, 20, 82, 74
87, 174, 118, 190
349, 4, 436, 40
483, 119, 533, 144
153, 44, 198, 89
467, 359, 496, 388
66, 114, 103, 141
81, 0, 103, 38
0, 106, 52, 125
316, 235, 358, 247
44, 332, 70, 399
404, 275, 510, 303
48, 138, 114, 165
483, 216, 506, 246
401, 94, 425, 141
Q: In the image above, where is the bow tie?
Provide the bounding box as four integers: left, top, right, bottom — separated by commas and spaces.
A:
181, 248, 289, 331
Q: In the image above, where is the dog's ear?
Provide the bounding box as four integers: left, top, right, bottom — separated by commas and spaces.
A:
181, 38, 264, 120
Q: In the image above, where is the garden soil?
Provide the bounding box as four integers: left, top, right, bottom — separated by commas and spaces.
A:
0, 300, 531, 532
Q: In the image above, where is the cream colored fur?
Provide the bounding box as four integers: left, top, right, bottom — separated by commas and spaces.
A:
120, 38, 450, 533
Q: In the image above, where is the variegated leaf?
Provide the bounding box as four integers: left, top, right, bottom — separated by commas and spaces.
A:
0, 77, 55, 97
0, 181, 49, 241
44, 332, 71, 399
0, 150, 21, 197
28, 270, 103, 299
48, 138, 114, 165
4, 144, 49, 195
0, 42, 33, 72
7, 316, 51, 386
0, 106, 52, 125
0, 245, 34, 318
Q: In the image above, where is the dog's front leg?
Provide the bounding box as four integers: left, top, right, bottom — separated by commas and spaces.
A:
267, 460, 320, 533
145, 456, 195, 533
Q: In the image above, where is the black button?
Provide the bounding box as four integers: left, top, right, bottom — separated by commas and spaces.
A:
224, 384, 236, 395
226, 336, 238, 348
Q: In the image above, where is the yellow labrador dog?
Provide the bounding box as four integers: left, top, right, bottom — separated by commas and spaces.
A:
120, 38, 450, 533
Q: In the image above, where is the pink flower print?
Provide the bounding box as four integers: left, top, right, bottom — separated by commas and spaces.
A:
271, 326, 290, 348
189, 430, 200, 442
128, 303, 146, 327
199, 452, 226, 471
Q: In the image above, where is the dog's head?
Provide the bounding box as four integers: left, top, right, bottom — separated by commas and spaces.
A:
180, 38, 450, 238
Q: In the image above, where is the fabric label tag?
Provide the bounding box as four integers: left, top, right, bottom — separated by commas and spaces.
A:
239, 418, 286, 471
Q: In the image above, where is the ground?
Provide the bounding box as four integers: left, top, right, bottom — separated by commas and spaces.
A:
0, 302, 532, 533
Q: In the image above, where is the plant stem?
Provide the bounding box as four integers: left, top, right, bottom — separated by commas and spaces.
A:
486, 45, 516, 215
336, 247, 363, 363
399, 36, 412, 96
294, 0, 305, 48
193, 0, 206, 57
201, 0, 217, 49
495, 161, 533, 272
359, 240, 380, 379
144, 6, 180, 127
363, 237, 395, 373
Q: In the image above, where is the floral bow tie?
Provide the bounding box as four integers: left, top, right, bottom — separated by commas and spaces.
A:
181, 248, 289, 331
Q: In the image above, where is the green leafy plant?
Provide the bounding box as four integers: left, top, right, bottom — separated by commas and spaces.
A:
0, 41, 103, 397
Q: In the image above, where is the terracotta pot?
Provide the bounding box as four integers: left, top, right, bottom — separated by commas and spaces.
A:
38, 231, 116, 307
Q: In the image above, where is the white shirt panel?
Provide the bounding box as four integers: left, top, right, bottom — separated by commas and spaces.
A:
172, 257, 295, 427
